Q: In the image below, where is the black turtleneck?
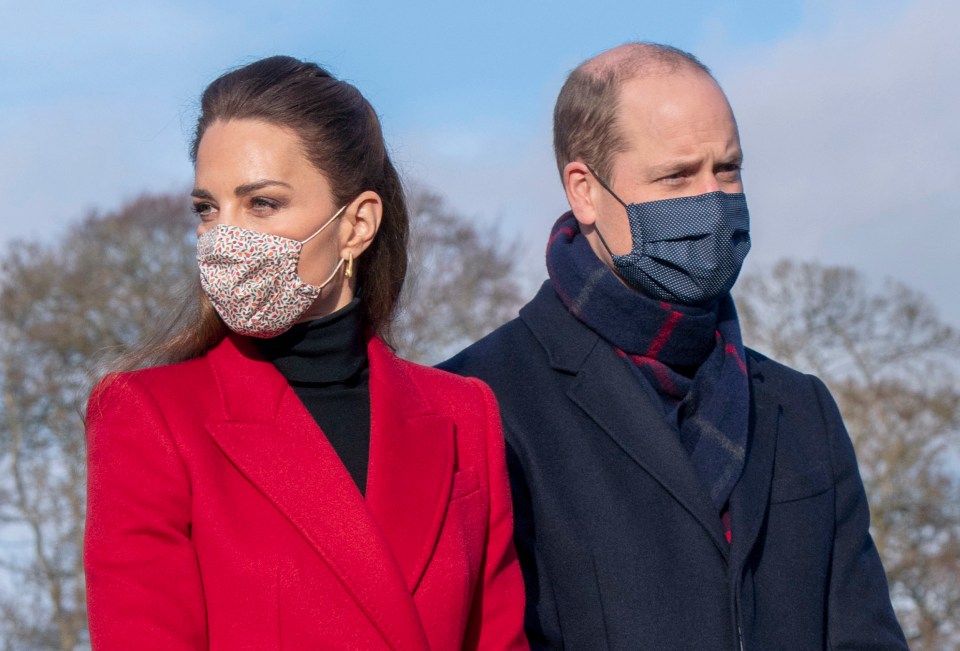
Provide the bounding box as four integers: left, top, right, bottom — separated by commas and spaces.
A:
253, 299, 371, 495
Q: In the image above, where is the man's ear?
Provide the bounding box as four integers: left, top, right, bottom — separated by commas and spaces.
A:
340, 190, 383, 259
563, 161, 599, 226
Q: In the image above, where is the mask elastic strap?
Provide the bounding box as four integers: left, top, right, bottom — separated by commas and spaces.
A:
300, 204, 347, 245
315, 257, 346, 290
584, 163, 628, 208
583, 163, 623, 258
593, 222, 617, 259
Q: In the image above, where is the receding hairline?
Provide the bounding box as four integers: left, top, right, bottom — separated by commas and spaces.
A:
575, 41, 714, 85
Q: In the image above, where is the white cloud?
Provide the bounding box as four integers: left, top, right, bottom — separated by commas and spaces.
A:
719, 0, 960, 323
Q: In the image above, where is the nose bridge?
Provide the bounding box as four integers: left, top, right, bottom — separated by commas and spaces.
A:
214, 197, 243, 227
697, 166, 721, 194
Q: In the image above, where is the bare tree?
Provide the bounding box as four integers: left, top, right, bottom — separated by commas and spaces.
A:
0, 194, 197, 650
394, 185, 526, 364
736, 259, 960, 649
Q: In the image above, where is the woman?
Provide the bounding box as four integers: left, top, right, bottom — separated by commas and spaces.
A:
84, 56, 527, 650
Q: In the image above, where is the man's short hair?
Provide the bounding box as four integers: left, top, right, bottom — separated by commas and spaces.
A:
553, 42, 713, 183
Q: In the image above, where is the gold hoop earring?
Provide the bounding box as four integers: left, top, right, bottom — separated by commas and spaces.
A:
344, 252, 354, 279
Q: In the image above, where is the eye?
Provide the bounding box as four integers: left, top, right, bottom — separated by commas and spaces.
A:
717, 163, 743, 181
250, 196, 282, 213
658, 170, 688, 185
191, 202, 216, 220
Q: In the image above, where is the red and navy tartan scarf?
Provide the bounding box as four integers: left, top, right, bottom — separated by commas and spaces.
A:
546, 213, 749, 530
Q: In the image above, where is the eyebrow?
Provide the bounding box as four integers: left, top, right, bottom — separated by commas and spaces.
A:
190, 179, 292, 200
234, 179, 292, 196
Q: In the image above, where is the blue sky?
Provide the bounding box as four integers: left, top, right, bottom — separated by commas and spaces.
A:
2, 0, 957, 325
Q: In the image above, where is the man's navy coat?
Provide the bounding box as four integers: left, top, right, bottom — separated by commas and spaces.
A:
441, 282, 907, 650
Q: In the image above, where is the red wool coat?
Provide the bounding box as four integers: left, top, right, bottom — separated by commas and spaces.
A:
84, 334, 528, 650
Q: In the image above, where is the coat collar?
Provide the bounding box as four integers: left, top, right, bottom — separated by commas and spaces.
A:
521, 282, 780, 564
521, 281, 597, 374
202, 332, 453, 650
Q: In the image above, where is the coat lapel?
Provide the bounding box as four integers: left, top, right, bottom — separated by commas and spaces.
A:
203, 335, 431, 651
522, 283, 729, 557
728, 352, 780, 571
568, 342, 730, 556
364, 337, 456, 593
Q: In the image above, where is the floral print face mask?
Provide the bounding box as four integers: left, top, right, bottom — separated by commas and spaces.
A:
197, 205, 346, 338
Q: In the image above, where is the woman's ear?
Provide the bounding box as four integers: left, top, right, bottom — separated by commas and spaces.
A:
563, 160, 599, 226
340, 190, 383, 259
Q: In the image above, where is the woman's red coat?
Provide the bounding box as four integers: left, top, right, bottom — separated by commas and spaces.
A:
84, 334, 528, 650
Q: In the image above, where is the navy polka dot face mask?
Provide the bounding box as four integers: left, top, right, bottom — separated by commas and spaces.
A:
589, 169, 751, 306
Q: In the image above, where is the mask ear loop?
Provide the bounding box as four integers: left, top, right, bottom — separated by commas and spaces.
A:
300, 204, 349, 289
583, 163, 626, 258
300, 204, 347, 244
315, 257, 345, 289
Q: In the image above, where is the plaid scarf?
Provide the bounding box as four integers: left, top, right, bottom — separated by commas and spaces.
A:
546, 213, 749, 519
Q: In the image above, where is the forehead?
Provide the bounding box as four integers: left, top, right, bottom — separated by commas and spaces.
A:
195, 119, 310, 179
614, 71, 740, 161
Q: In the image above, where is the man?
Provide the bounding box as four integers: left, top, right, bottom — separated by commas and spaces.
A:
441, 43, 906, 649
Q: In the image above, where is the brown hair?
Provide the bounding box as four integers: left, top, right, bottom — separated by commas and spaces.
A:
553, 42, 713, 183
111, 56, 408, 373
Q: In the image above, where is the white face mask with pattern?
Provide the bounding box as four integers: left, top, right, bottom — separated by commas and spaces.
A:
196, 205, 346, 338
